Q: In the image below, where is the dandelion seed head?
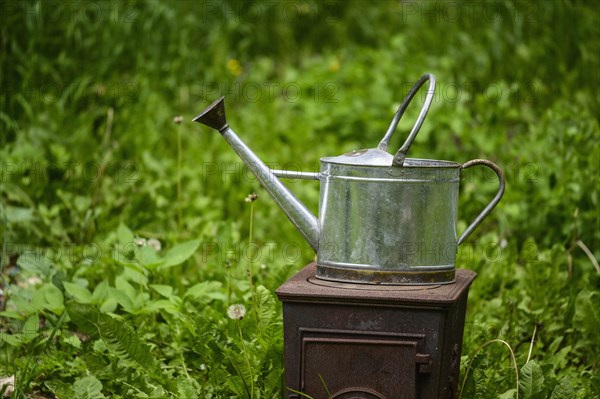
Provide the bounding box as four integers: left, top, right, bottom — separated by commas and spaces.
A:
147, 238, 162, 251
245, 193, 258, 203
500, 238, 508, 249
227, 304, 246, 320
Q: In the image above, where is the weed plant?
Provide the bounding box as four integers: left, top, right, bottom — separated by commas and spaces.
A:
1, 1, 599, 398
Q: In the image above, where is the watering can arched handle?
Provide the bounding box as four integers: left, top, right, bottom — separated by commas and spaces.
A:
378, 73, 436, 166
458, 159, 506, 245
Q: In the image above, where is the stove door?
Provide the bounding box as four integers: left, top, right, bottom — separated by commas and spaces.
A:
299, 337, 422, 399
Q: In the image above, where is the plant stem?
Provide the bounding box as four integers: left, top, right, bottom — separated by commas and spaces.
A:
177, 122, 183, 232
0, 202, 10, 312
459, 339, 519, 399
577, 240, 600, 275
248, 202, 258, 324
227, 265, 232, 305
237, 320, 255, 399
526, 324, 538, 364
176, 324, 191, 379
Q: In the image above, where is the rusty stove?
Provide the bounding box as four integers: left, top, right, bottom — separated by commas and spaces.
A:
276, 263, 476, 399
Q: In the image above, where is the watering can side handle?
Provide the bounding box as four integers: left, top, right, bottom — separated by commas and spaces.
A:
377, 73, 436, 166
457, 159, 506, 245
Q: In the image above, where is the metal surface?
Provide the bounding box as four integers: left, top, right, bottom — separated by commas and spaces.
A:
276, 263, 476, 398
316, 160, 461, 285
193, 99, 319, 251
377, 73, 436, 166
193, 74, 505, 284
315, 156, 504, 284
271, 169, 320, 180
457, 159, 506, 244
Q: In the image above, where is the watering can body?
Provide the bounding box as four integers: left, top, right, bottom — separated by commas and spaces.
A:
318, 153, 461, 284
194, 74, 505, 285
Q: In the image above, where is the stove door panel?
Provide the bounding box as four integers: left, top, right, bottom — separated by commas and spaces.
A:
300, 337, 418, 399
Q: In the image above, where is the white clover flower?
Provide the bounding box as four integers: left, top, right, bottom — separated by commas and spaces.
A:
134, 238, 147, 247
227, 304, 246, 320
199, 364, 206, 371
147, 238, 162, 251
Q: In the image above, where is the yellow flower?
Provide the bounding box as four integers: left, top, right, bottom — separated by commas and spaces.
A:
226, 59, 243, 76
329, 57, 340, 73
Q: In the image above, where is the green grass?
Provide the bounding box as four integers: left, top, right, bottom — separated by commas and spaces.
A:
1, 0, 599, 398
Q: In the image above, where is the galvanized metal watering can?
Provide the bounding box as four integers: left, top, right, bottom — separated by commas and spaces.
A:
193, 73, 505, 285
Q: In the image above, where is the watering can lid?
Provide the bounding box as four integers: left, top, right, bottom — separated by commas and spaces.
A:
322, 148, 460, 168
322, 148, 394, 166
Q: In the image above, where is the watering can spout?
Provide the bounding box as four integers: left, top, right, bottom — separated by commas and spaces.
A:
192, 96, 228, 132
193, 97, 320, 252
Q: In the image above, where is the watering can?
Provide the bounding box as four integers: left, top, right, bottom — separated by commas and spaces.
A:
193, 74, 505, 285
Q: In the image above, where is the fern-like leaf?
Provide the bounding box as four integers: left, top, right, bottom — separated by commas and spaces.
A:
66, 301, 176, 394
95, 315, 157, 374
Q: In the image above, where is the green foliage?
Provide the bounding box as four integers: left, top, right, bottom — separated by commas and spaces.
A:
519, 361, 544, 399
1, 0, 599, 398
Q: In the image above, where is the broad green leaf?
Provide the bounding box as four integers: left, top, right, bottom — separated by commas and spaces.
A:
63, 282, 93, 303
92, 280, 110, 302
45, 379, 76, 399
0, 311, 24, 320
141, 299, 180, 315
22, 314, 39, 341
32, 283, 64, 314
73, 375, 105, 399
115, 276, 137, 302
150, 284, 174, 298
0, 333, 26, 346
17, 251, 52, 276
138, 245, 163, 268
11, 293, 37, 315
108, 287, 134, 312
159, 240, 200, 269
65, 301, 100, 338
184, 281, 225, 302
99, 298, 118, 313
550, 377, 574, 399
64, 334, 82, 349
121, 265, 149, 287
5, 205, 34, 223
519, 360, 545, 399
498, 388, 517, 399
117, 223, 135, 244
